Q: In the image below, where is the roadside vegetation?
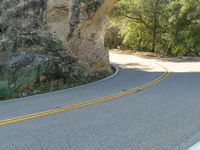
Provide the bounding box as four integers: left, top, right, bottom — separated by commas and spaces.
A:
105, 0, 200, 56
0, 68, 111, 100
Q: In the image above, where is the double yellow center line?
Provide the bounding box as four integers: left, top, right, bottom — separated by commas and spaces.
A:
0, 64, 170, 125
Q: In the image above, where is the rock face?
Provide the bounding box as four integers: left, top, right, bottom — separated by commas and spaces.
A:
0, 0, 116, 97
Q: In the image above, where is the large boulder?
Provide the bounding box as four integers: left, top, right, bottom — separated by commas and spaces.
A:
0, 0, 117, 98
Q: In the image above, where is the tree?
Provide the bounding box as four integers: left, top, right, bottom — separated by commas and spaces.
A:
108, 0, 200, 56
111, 0, 168, 52
166, 0, 200, 55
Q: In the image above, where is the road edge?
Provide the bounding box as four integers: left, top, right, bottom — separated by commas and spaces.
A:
0, 63, 169, 125
0, 64, 119, 102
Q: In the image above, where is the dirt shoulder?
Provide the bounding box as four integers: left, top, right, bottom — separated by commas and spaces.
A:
110, 49, 200, 62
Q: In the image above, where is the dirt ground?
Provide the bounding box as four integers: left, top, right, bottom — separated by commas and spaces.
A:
110, 49, 200, 62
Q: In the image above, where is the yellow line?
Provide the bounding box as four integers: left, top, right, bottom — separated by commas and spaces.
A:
0, 64, 170, 125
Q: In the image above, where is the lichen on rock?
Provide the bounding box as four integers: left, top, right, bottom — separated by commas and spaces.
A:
0, 0, 117, 99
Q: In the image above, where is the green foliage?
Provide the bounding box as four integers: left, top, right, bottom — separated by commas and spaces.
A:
105, 25, 123, 49
81, 0, 102, 13
107, 0, 200, 56
120, 22, 151, 50
0, 81, 10, 99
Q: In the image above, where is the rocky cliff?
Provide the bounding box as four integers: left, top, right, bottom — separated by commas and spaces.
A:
0, 0, 117, 98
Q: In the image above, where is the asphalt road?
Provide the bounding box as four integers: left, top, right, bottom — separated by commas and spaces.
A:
0, 52, 200, 150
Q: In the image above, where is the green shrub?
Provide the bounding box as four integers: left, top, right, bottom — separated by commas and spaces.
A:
105, 26, 123, 49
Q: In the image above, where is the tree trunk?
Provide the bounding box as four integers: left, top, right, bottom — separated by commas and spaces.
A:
151, 0, 160, 52
152, 17, 157, 52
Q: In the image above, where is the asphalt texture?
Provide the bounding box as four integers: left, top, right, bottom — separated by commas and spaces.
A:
0, 52, 200, 150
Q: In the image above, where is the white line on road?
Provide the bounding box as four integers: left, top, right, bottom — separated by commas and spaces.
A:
188, 142, 200, 150
0, 64, 119, 103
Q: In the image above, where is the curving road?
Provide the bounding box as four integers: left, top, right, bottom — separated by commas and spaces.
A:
0, 52, 200, 150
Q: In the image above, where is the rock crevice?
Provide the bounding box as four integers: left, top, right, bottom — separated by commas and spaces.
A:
0, 0, 117, 98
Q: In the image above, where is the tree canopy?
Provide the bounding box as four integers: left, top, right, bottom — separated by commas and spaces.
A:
106, 0, 200, 56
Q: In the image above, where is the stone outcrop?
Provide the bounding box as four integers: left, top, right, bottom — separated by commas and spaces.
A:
0, 0, 117, 97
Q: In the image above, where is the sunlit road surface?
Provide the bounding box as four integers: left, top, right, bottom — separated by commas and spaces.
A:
0, 52, 200, 150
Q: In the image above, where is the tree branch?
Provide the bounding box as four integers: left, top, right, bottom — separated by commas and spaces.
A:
122, 14, 150, 29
